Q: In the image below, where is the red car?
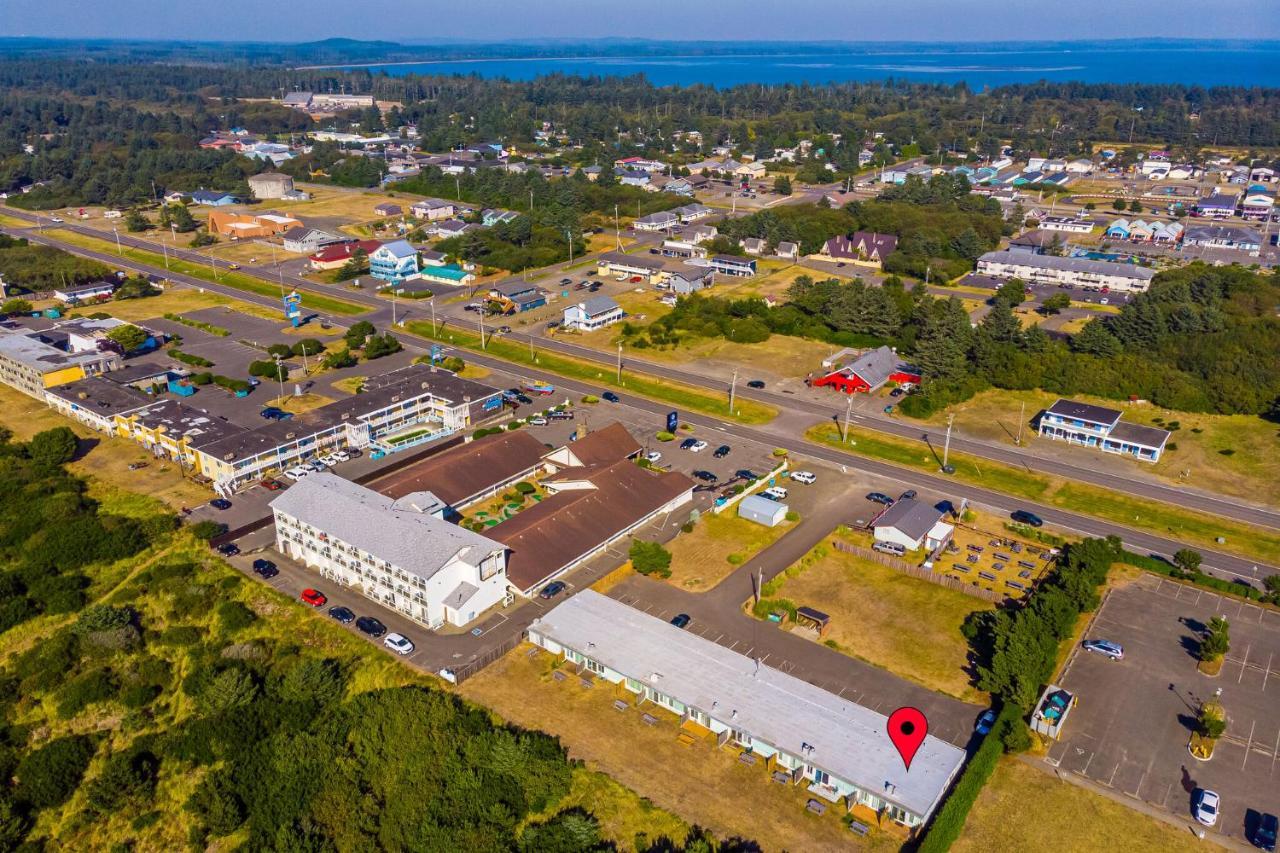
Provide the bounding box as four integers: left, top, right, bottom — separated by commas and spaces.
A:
259, 479, 283, 491
300, 588, 327, 607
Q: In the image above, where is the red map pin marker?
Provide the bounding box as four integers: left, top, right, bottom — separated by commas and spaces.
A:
887, 707, 928, 771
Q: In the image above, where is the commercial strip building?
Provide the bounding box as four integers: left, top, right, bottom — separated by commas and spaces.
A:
976, 250, 1155, 293
0, 327, 120, 399
527, 590, 966, 830
872, 499, 954, 553
271, 473, 510, 628
597, 251, 665, 284
1037, 398, 1171, 462
812, 346, 921, 394
207, 210, 302, 239
1182, 224, 1263, 256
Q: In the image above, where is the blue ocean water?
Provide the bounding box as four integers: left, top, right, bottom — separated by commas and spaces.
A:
348, 46, 1279, 89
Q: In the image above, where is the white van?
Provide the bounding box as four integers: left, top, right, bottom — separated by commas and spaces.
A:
761, 486, 789, 501
283, 467, 309, 481
790, 471, 816, 485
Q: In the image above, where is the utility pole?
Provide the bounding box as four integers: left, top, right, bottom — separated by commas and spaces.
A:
616, 341, 623, 383
391, 287, 397, 326
841, 393, 854, 442
614, 204, 621, 250
162, 241, 169, 270
529, 188, 534, 211
274, 356, 286, 405
479, 309, 486, 350
566, 228, 574, 265
942, 413, 955, 472
112, 227, 122, 256
1016, 401, 1026, 446
429, 296, 437, 335
728, 369, 738, 413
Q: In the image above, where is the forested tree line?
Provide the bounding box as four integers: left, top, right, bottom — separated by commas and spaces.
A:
0, 427, 753, 852
2, 59, 1280, 207
626, 263, 1280, 418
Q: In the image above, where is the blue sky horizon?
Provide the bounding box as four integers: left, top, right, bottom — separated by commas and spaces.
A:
3, 1, 1276, 42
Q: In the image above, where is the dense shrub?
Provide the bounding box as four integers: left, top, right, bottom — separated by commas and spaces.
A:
14, 735, 96, 809
629, 540, 672, 578
216, 601, 257, 633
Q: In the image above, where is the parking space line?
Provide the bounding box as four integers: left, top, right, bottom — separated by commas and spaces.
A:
1243, 720, 1256, 769
1240, 644, 1252, 683
1265, 653, 1274, 692
1106, 762, 1120, 787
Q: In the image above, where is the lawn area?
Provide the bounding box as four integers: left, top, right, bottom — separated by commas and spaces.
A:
0, 384, 210, 510
760, 536, 992, 702
405, 320, 778, 424
665, 509, 795, 591
460, 644, 898, 853
920, 387, 1280, 507
806, 423, 1280, 567
80, 288, 283, 324
269, 392, 335, 414
953, 758, 1203, 853
47, 229, 369, 316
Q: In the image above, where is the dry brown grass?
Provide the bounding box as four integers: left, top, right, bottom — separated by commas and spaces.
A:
269, 392, 335, 414
954, 758, 1205, 853
769, 537, 992, 702
460, 645, 898, 853
88, 290, 281, 324
665, 510, 794, 591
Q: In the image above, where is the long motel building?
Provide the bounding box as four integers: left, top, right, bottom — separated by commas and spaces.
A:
271, 473, 510, 628
527, 590, 966, 831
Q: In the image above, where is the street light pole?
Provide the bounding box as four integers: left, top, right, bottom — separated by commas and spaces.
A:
429, 296, 437, 335
1016, 401, 1026, 446
274, 356, 286, 405
479, 309, 486, 350
616, 341, 623, 384
113, 227, 122, 256
728, 368, 738, 413
841, 393, 854, 442
942, 413, 955, 472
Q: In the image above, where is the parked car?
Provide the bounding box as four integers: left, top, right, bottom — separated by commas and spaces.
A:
260, 407, 293, 421
1252, 812, 1278, 851
974, 709, 997, 735
548, 410, 574, 420
209, 498, 232, 510
259, 478, 283, 491
251, 559, 277, 578
872, 541, 906, 556
688, 440, 708, 453
300, 588, 327, 607
1011, 509, 1044, 527
1082, 639, 1124, 660
384, 633, 415, 655
761, 486, 788, 501
327, 606, 355, 624
560, 278, 573, 286
900, 489, 917, 501
49, 215, 65, 223
645, 451, 662, 463
746, 380, 766, 389
1194, 789, 1221, 827
528, 416, 548, 426
713, 445, 731, 458
539, 580, 567, 600
356, 616, 387, 638
670, 613, 691, 629
215, 542, 240, 557
692, 470, 718, 483
790, 471, 816, 485
883, 405, 895, 414
866, 492, 894, 505
602, 391, 620, 403
284, 467, 309, 481
889, 388, 904, 398
127, 461, 148, 470
515, 394, 533, 405
680, 437, 698, 450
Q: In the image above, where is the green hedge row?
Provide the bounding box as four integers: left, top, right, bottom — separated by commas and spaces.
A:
168, 348, 213, 368
1120, 549, 1269, 602
163, 313, 229, 337
917, 705, 1023, 853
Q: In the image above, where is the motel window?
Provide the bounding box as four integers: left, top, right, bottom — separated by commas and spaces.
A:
585, 658, 605, 675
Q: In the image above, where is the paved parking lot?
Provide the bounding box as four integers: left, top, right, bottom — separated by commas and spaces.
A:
1046, 574, 1280, 845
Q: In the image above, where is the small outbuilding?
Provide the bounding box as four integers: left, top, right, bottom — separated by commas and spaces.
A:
738, 494, 787, 527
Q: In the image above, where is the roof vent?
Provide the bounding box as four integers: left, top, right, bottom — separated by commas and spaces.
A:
285, 431, 296, 439
391, 395, 400, 403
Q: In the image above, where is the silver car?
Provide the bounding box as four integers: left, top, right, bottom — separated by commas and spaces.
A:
383, 633, 414, 655
1082, 639, 1124, 660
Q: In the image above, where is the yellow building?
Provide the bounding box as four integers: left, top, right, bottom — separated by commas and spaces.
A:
0, 328, 118, 399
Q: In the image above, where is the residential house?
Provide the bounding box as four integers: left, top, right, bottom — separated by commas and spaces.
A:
1181, 224, 1263, 256
1250, 166, 1276, 184
667, 265, 714, 295
417, 264, 475, 286
308, 239, 381, 271
431, 219, 469, 239
1194, 193, 1237, 219
488, 281, 547, 313
775, 241, 799, 260
675, 203, 712, 223
281, 227, 347, 254
684, 223, 718, 243
247, 172, 306, 200
811, 346, 920, 394
700, 255, 756, 278
1125, 219, 1155, 242
733, 160, 767, 181
419, 249, 447, 267
634, 211, 679, 231
53, 281, 116, 304
598, 252, 665, 284
188, 190, 240, 206
1038, 399, 1170, 462
1065, 159, 1094, 174
272, 473, 509, 628
1039, 216, 1093, 234
410, 199, 457, 222
872, 498, 954, 553
617, 169, 652, 188
482, 209, 520, 227
527, 590, 965, 830
1241, 185, 1275, 220
1104, 219, 1131, 239
740, 237, 766, 256
660, 240, 708, 259
374, 203, 402, 217
822, 232, 899, 268
976, 250, 1155, 293
369, 240, 420, 282
562, 295, 624, 332
614, 156, 667, 173
1151, 221, 1184, 244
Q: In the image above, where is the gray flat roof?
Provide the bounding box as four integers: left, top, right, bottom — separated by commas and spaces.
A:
271, 473, 505, 583
46, 375, 154, 415
0, 329, 105, 372
1108, 420, 1171, 450
979, 249, 1155, 281
530, 590, 965, 819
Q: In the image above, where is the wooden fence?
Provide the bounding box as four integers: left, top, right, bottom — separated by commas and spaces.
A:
445, 633, 523, 684
832, 539, 1004, 603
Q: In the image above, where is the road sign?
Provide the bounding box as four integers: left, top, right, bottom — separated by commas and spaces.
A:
283, 291, 302, 327
666, 411, 679, 433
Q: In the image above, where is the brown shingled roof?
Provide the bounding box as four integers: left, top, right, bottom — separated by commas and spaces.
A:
555, 421, 641, 468
495, 461, 693, 593
373, 430, 547, 506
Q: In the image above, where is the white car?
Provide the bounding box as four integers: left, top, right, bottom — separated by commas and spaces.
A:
645, 451, 662, 463
331, 450, 351, 463
790, 471, 817, 485
528, 416, 548, 426
383, 633, 414, 655
1193, 789, 1220, 827
688, 440, 708, 453
49, 215, 64, 223
761, 486, 789, 501
318, 454, 340, 466
283, 467, 309, 481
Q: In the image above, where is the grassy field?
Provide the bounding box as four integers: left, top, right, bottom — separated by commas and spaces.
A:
461, 644, 898, 853
954, 758, 1204, 853
76, 288, 284, 324
665, 510, 795, 591
47, 229, 369, 316
0, 384, 210, 510
806, 423, 1280, 567
922, 388, 1280, 507
405, 320, 778, 424
764, 537, 992, 702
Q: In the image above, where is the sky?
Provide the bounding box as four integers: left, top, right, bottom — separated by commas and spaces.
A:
4, 0, 1278, 42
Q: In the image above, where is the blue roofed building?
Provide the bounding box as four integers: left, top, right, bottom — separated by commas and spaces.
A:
369, 240, 420, 283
